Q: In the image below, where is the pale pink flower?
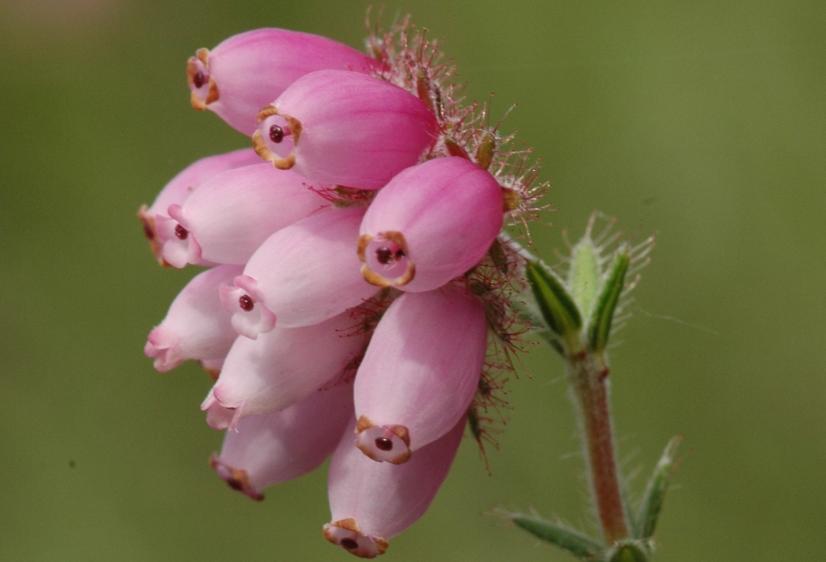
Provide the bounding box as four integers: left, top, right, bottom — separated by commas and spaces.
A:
208, 310, 368, 422
144, 265, 241, 373
220, 207, 377, 334
139, 148, 259, 264
187, 29, 375, 134
211, 382, 354, 500
156, 164, 328, 268
323, 416, 466, 558
354, 286, 487, 463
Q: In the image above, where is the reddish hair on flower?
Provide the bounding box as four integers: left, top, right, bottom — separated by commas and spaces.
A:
139, 10, 547, 559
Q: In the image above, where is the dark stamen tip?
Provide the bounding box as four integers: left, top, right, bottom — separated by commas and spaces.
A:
239, 294, 254, 312
269, 124, 285, 144
376, 247, 393, 265
174, 224, 188, 240
341, 538, 359, 550
375, 437, 394, 451
193, 71, 206, 89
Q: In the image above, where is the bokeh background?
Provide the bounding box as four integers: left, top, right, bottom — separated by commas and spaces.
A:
1, 0, 824, 560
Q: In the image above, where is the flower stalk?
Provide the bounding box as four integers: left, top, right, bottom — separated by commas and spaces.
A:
568, 350, 628, 543
509, 214, 678, 561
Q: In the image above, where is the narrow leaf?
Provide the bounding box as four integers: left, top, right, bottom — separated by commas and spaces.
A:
526, 260, 582, 342
508, 513, 602, 559
635, 435, 683, 538
608, 541, 649, 562
568, 236, 602, 317
587, 247, 630, 352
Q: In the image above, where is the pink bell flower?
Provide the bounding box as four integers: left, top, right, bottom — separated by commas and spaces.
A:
187, 29, 375, 135
210, 382, 354, 501
358, 157, 504, 291
353, 285, 487, 464
252, 69, 438, 189
208, 310, 368, 422
139, 148, 259, 264
323, 416, 465, 558
156, 164, 328, 269
220, 207, 377, 335
144, 265, 242, 373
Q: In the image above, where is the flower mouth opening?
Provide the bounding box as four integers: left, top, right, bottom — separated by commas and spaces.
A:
323, 518, 389, 559
209, 454, 264, 501
355, 416, 411, 464
357, 232, 415, 288
252, 106, 302, 170
187, 48, 219, 110
144, 327, 181, 372
157, 205, 202, 269
219, 275, 277, 338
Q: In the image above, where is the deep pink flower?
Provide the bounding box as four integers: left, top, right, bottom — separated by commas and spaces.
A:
358, 157, 504, 291
142, 14, 546, 558
187, 29, 375, 135
156, 163, 328, 268
220, 207, 377, 334
252, 70, 438, 189
139, 148, 259, 264
353, 286, 487, 463
323, 416, 465, 558
211, 382, 354, 500
144, 265, 241, 373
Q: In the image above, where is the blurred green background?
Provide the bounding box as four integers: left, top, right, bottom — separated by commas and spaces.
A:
1, 0, 824, 560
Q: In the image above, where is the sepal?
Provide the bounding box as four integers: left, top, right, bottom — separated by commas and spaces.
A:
525, 260, 582, 349
634, 435, 683, 540
587, 247, 630, 354
505, 512, 601, 559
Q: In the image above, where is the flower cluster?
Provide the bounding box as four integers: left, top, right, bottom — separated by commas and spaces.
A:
140, 16, 545, 558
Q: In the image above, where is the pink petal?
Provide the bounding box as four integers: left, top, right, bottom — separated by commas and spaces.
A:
222, 207, 378, 333
144, 265, 242, 372
187, 29, 376, 135
211, 382, 353, 500
159, 164, 328, 268
139, 148, 259, 264
353, 285, 486, 463
253, 70, 438, 190
323, 416, 465, 557
210, 310, 367, 418
358, 157, 503, 291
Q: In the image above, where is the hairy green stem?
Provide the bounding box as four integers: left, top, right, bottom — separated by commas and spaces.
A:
568, 352, 629, 544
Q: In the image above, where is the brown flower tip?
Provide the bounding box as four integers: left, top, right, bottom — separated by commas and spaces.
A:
323, 518, 389, 559
187, 48, 219, 110
357, 232, 416, 289
137, 205, 167, 266
209, 454, 264, 501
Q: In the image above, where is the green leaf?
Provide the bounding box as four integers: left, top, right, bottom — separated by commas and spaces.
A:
587, 247, 630, 353
568, 236, 602, 317
526, 260, 582, 344
608, 541, 649, 562
635, 435, 683, 539
508, 513, 602, 559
